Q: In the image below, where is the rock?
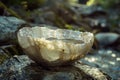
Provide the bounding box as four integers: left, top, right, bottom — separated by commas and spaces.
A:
74, 62, 111, 80
74, 5, 106, 16
95, 33, 119, 46
17, 26, 94, 67
0, 16, 25, 44
43, 72, 78, 80
0, 55, 32, 80
81, 49, 120, 80
0, 55, 111, 80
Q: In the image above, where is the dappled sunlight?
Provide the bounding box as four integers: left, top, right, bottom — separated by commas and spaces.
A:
109, 61, 115, 65
81, 49, 120, 79
106, 50, 112, 54
84, 57, 97, 62
116, 58, 120, 61
86, 0, 95, 6
101, 64, 108, 68
111, 54, 116, 57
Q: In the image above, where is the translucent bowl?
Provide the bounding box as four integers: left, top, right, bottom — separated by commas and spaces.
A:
17, 27, 94, 67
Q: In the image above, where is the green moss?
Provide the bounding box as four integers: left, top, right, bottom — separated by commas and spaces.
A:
65, 24, 73, 29
0, 54, 9, 64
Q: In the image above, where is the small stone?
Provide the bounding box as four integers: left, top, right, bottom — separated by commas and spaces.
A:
95, 33, 119, 46
17, 26, 94, 67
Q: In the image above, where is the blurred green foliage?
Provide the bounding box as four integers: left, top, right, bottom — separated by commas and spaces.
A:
1, 0, 46, 10
0, 2, 21, 18
0, 54, 8, 64
87, 0, 120, 8
1, 0, 45, 6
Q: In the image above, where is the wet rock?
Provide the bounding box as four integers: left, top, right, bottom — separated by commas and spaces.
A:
95, 33, 119, 46
0, 55, 32, 80
43, 72, 77, 80
74, 5, 106, 17
0, 55, 111, 80
17, 26, 94, 67
0, 16, 25, 44
81, 49, 120, 80
74, 62, 111, 80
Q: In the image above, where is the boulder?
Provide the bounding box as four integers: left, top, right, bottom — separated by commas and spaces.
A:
0, 55, 111, 80
0, 16, 25, 44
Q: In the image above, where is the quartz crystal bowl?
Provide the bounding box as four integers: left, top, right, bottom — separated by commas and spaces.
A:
17, 27, 94, 67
